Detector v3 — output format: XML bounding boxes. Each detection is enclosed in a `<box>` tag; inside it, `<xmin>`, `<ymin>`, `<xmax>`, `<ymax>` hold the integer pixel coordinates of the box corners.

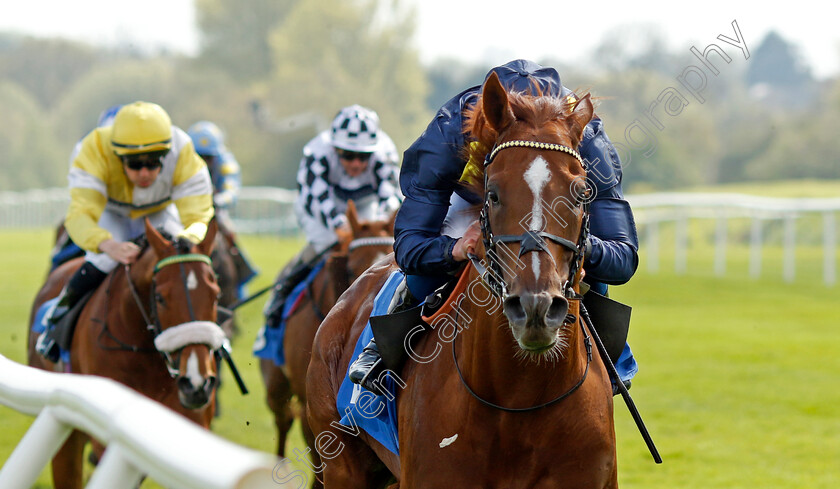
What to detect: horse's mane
<box><xmin>460</xmin><ymin>87</ymin><xmax>590</xmax><ymax>199</ymax></box>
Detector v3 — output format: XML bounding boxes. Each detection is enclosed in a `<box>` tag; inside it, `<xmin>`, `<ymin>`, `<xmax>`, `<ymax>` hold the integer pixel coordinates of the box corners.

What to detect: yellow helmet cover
<box><xmin>111</xmin><ymin>102</ymin><xmax>173</xmax><ymax>156</ymax></box>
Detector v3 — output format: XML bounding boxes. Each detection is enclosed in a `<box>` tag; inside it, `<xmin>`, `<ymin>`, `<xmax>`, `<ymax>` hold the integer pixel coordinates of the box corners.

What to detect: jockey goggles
<box><xmin>120</xmin><ymin>150</ymin><xmax>168</xmax><ymax>171</ymax></box>
<box><xmin>336</xmin><ymin>148</ymin><xmax>373</xmax><ymax>161</ymax></box>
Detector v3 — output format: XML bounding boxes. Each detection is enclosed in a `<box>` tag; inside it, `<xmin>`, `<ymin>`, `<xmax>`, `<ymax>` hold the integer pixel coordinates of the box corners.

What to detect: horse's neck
<box><xmin>112</xmin><ymin>255</ymin><xmax>155</xmax><ymax>335</ymax></box>
<box><xmin>457</xmin><ymin>273</ymin><xmax>587</xmax><ymax>400</ymax></box>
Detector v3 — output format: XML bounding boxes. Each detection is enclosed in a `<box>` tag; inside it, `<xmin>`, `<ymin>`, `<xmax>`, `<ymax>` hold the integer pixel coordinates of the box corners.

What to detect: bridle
<box><xmin>468</xmin><ymin>139</ymin><xmax>592</xmax><ymax>302</ymax></box>
<box><xmin>125</xmin><ymin>253</ymin><xmax>226</xmax><ymax>377</ymax></box>
<box><xmin>457</xmin><ymin>138</ymin><xmax>594</xmax><ymax>412</ymax></box>
<box><xmin>311</xmin><ymin>235</ymin><xmax>396</xmax><ymax>321</ymax></box>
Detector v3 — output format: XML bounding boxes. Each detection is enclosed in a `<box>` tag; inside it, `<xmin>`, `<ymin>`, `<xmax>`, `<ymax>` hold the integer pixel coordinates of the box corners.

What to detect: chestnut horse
<box><xmin>27</xmin><ymin>219</ymin><xmax>225</xmax><ymax>489</ymax></box>
<box><xmin>307</xmin><ymin>72</ymin><xmax>618</xmax><ymax>488</ymax></box>
<box><xmin>260</xmin><ymin>201</ymin><xmax>395</xmax><ymax>474</ymax></box>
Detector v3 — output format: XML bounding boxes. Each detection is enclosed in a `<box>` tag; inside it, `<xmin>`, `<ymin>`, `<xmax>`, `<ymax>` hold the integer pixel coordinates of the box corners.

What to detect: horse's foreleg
<box><xmin>261</xmin><ymin>359</ymin><xmax>294</xmax><ymax>457</ymax></box>
<box><xmin>51</xmin><ymin>429</ymin><xmax>87</xmax><ymax>489</ymax></box>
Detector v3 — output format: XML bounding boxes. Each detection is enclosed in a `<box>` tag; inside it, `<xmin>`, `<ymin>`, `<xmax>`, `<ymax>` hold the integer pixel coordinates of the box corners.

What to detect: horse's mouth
<box><xmin>517</xmin><ymin>339</ymin><xmax>557</xmax><ymax>354</ymax></box>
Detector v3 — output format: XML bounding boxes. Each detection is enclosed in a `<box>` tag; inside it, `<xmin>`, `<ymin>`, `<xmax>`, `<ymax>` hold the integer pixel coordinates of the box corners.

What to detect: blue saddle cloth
<box><xmin>335</xmin><ymin>269</ymin><xmax>405</xmax><ymax>456</ymax></box>
<box><xmin>253</xmin><ymin>260</ymin><xmax>325</xmax><ymax>367</ymax></box>
<box><xmin>32</xmin><ymin>297</ymin><xmax>71</xmax><ymax>364</ymax></box>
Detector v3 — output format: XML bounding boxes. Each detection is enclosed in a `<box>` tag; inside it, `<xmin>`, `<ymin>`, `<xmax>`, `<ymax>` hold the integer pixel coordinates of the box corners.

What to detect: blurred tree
<box><xmin>195</xmin><ymin>0</ymin><xmax>301</xmax><ymax>82</ymax></box>
<box><xmin>0</xmin><ymin>37</ymin><xmax>103</xmax><ymax>109</ymax></box>
<box><xmin>0</xmin><ymin>82</ymin><xmax>64</xmax><ymax>190</ymax></box>
<box><xmin>257</xmin><ymin>0</ymin><xmax>430</xmax><ymax>187</ymax></box>
<box><xmin>424</xmin><ymin>58</ymin><xmax>489</xmax><ymax>111</ymax></box>
<box><xmin>746</xmin><ymin>31</ymin><xmax>812</xmax><ymax>89</ymax></box>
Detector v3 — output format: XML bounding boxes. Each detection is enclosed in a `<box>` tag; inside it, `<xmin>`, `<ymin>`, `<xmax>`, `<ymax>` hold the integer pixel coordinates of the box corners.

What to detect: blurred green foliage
<box><xmin>0</xmin><ymin>8</ymin><xmax>836</xmax><ymax>193</ymax></box>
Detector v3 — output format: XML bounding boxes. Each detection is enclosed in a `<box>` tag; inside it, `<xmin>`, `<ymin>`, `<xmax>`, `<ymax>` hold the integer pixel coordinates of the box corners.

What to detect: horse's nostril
<box><xmin>547</xmin><ymin>296</ymin><xmax>569</xmax><ymax>323</ymax></box>
<box><xmin>177</xmin><ymin>376</ymin><xmax>193</xmax><ymax>392</ymax></box>
<box><xmin>503</xmin><ymin>296</ymin><xmax>527</xmax><ymax>324</ymax></box>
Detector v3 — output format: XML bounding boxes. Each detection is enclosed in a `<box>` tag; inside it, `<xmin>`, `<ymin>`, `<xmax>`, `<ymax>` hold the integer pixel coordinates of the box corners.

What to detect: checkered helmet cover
<box><xmin>330</xmin><ymin>104</ymin><xmax>380</xmax><ymax>152</ymax></box>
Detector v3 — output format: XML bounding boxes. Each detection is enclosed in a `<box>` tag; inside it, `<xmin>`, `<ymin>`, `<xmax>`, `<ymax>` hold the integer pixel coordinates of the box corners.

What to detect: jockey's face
<box><xmin>121</xmin><ymin>151</ymin><xmax>165</xmax><ymax>188</ymax></box>
<box><xmin>336</xmin><ymin>148</ymin><xmax>371</xmax><ymax>178</ymax></box>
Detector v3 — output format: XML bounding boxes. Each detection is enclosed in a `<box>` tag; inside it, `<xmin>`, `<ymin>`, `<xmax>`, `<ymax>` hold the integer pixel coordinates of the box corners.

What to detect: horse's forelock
<box><xmin>461</xmin><ymin>90</ymin><xmax>585</xmax><ymax>201</ymax></box>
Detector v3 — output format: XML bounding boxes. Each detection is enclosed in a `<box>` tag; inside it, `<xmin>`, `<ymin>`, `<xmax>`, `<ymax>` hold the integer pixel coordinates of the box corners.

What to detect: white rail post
<box><xmin>783</xmin><ymin>214</ymin><xmax>796</xmax><ymax>283</ymax></box>
<box><xmin>646</xmin><ymin>219</ymin><xmax>659</xmax><ymax>273</ymax></box>
<box><xmin>85</xmin><ymin>444</ymin><xmax>145</xmax><ymax>489</ymax></box>
<box><xmin>750</xmin><ymin>217</ymin><xmax>763</xmax><ymax>279</ymax></box>
<box><xmin>0</xmin><ymin>407</ymin><xmax>72</xmax><ymax>488</ymax></box>
<box><xmin>675</xmin><ymin>214</ymin><xmax>688</xmax><ymax>275</ymax></box>
<box><xmin>824</xmin><ymin>211</ymin><xmax>836</xmax><ymax>286</ymax></box>
<box><xmin>715</xmin><ymin>213</ymin><xmax>727</xmax><ymax>276</ymax></box>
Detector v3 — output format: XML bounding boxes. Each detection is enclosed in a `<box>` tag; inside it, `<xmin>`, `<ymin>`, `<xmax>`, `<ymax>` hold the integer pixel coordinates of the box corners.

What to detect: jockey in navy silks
<box><xmin>349</xmin><ymin>59</ymin><xmax>640</xmax><ymax>395</ymax></box>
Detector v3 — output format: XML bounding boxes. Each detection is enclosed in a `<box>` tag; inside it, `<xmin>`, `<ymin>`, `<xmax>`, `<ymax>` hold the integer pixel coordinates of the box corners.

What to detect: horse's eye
<box><xmin>155</xmin><ymin>293</ymin><xmax>166</xmax><ymax>306</ymax></box>
<box><xmin>487</xmin><ymin>191</ymin><xmax>500</xmax><ymax>205</ymax></box>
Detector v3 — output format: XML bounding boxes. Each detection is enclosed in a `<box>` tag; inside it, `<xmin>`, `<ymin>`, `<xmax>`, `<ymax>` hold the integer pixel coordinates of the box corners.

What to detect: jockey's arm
<box><xmin>212</xmin><ymin>155</ymin><xmax>241</xmax><ymax>209</ymax></box>
<box><xmin>578</xmin><ymin>119</ymin><xmax>639</xmax><ymax>285</ymax></box>
<box><xmin>394</xmin><ymin>90</ymin><xmax>475</xmax><ymax>275</ymax></box>
<box><xmin>172</xmin><ymin>148</ymin><xmax>215</xmax><ymax>243</ymax></box>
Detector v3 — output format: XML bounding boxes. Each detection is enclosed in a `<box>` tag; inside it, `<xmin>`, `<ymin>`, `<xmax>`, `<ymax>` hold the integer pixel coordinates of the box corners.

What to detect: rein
<box><xmin>123</xmin><ymin>253</ymin><xmax>225</xmax><ymax>377</ymax></box>
<box><xmin>451</xmin><ymin>307</ymin><xmax>592</xmax><ymax>412</ymax></box>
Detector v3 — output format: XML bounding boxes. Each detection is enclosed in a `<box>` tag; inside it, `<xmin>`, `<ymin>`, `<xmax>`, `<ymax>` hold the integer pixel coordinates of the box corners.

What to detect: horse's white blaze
<box><xmin>185</xmin><ymin>351</ymin><xmax>203</xmax><ymax>389</ymax></box>
<box><xmin>524</xmin><ymin>156</ymin><xmax>551</xmax><ymax>279</ymax></box>
<box><xmin>186</xmin><ymin>270</ymin><xmax>198</xmax><ymax>290</ymax></box>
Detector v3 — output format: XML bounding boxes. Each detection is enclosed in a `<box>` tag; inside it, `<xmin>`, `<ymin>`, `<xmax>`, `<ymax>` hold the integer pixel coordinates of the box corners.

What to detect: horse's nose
<box><xmin>504</xmin><ymin>292</ymin><xmax>568</xmax><ymax>329</ymax></box>
<box><xmin>177</xmin><ymin>375</ymin><xmax>217</xmax><ymax>409</ymax></box>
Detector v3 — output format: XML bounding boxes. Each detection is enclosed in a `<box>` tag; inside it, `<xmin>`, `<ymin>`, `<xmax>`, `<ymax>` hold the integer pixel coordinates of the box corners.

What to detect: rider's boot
<box><xmin>37</xmin><ymin>262</ymin><xmax>107</xmax><ymax>362</ymax></box>
<box><xmin>264</xmin><ymin>259</ymin><xmax>316</xmax><ymax>328</ymax></box>
<box><xmin>348</xmin><ymin>279</ymin><xmax>417</xmax><ymax>394</ymax></box>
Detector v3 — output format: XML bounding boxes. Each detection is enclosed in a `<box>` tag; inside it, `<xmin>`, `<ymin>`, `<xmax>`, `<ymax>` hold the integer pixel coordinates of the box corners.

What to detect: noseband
<box><xmin>469</xmin><ymin>140</ymin><xmax>591</xmax><ymax>301</ymax></box>
<box><xmin>126</xmin><ymin>253</ymin><xmax>225</xmax><ymax>377</ymax></box>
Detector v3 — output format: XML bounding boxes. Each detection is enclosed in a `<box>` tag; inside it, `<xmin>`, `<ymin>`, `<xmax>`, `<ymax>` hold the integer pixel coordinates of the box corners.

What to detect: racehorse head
<box><xmin>144</xmin><ymin>218</ymin><xmax>224</xmax><ymax>410</ymax></box>
<box><xmin>465</xmin><ymin>72</ymin><xmax>594</xmax><ymax>356</ymax></box>
<box><xmin>343</xmin><ymin>200</ymin><xmax>396</xmax><ymax>276</ymax></box>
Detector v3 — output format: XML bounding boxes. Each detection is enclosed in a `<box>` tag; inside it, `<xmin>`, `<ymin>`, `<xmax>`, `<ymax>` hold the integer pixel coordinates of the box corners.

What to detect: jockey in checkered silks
<box><xmin>348</xmin><ymin>60</ymin><xmax>641</xmax><ymax>396</ymax></box>
<box><xmin>262</xmin><ymin>105</ymin><xmax>403</xmax><ymax>328</ymax></box>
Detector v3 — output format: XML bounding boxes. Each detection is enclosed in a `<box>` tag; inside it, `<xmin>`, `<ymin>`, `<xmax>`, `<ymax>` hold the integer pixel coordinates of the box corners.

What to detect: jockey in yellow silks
<box><xmin>37</xmin><ymin>101</ymin><xmax>214</xmax><ymax>362</ymax></box>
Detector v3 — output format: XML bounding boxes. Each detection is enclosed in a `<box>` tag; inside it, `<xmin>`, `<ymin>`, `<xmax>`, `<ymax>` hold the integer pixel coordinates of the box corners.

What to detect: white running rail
<box><xmin>0</xmin><ymin>354</ymin><xmax>289</xmax><ymax>489</ymax></box>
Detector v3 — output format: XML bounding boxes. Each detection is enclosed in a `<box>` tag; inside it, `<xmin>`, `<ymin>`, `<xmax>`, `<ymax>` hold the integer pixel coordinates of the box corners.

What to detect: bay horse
<box><xmin>306</xmin><ymin>72</ymin><xmax>617</xmax><ymax>488</ymax></box>
<box><xmin>27</xmin><ymin>219</ymin><xmax>225</xmax><ymax>489</ymax></box>
<box><xmin>260</xmin><ymin>200</ymin><xmax>395</xmax><ymax>477</ymax></box>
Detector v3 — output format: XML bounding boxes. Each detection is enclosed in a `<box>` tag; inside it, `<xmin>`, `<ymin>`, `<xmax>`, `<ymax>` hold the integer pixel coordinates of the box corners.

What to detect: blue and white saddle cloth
<box><xmin>253</xmin><ymin>261</ymin><xmax>325</xmax><ymax>367</ymax></box>
<box><xmin>31</xmin><ymin>297</ymin><xmax>71</xmax><ymax>364</ymax></box>
<box><xmin>335</xmin><ymin>269</ymin><xmax>405</xmax><ymax>456</ymax></box>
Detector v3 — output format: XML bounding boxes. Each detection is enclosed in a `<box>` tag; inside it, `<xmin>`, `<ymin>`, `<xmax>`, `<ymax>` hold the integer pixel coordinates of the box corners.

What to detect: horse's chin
<box><xmin>513</xmin><ymin>326</ymin><xmax>571</xmax><ymax>363</ymax></box>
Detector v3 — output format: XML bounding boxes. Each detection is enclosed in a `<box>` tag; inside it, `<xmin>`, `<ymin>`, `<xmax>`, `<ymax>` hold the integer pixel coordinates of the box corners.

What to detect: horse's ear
<box><xmin>566</xmin><ymin>94</ymin><xmax>594</xmax><ymax>147</ymax></box>
<box><xmin>197</xmin><ymin>218</ymin><xmax>218</xmax><ymax>256</ymax></box>
<box><xmin>346</xmin><ymin>200</ymin><xmax>361</xmax><ymax>234</ymax></box>
<box><xmin>145</xmin><ymin>218</ymin><xmax>170</xmax><ymax>255</ymax></box>
<box><xmin>482</xmin><ymin>71</ymin><xmax>515</xmax><ymax>133</ymax></box>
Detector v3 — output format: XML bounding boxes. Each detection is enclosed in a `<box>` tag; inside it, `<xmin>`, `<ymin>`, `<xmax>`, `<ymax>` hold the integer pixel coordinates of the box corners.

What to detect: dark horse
<box><xmin>260</xmin><ymin>201</ymin><xmax>395</xmax><ymax>476</ymax></box>
<box><xmin>307</xmin><ymin>73</ymin><xmax>618</xmax><ymax>488</ymax></box>
<box><xmin>28</xmin><ymin>219</ymin><xmax>225</xmax><ymax>489</ymax></box>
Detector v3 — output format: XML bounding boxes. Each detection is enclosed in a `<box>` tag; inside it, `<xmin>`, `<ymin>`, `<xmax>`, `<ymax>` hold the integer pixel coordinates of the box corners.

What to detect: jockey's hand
<box><xmin>335</xmin><ymin>223</ymin><xmax>353</xmax><ymax>245</ymax></box>
<box><xmin>452</xmin><ymin>221</ymin><xmax>482</xmax><ymax>262</ymax></box>
<box><xmin>99</xmin><ymin>239</ymin><xmax>141</xmax><ymax>265</ymax></box>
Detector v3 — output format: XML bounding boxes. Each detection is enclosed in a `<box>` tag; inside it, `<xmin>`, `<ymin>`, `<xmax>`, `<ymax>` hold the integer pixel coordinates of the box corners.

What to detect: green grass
<box><xmin>2</xmin><ymin>228</ymin><xmax>839</xmax><ymax>488</ymax></box>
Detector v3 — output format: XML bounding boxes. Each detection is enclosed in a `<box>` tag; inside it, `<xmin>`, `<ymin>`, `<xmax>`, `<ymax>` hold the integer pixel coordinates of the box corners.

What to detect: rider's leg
<box><xmin>348</xmin><ymin>195</ymin><xmax>474</xmax><ymax>393</ymax></box>
<box><xmin>348</xmin><ymin>273</ymin><xmax>450</xmax><ymax>392</ymax></box>
<box><xmin>588</xmin><ymin>281</ymin><xmax>636</xmax><ymax>396</ymax></box>
<box><xmin>263</xmin><ymin>242</ymin><xmax>324</xmax><ymax>327</ymax></box>
<box><xmin>37</xmin><ymin>258</ymin><xmax>110</xmax><ymax>362</ymax></box>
